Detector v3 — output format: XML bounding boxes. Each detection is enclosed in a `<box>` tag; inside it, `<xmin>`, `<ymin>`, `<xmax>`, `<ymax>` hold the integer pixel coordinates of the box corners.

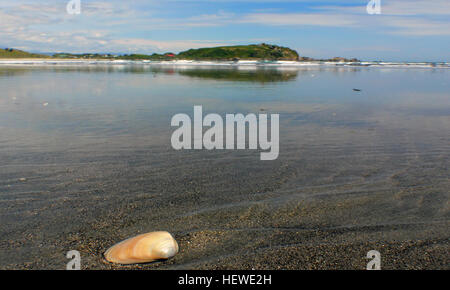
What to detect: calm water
<box><xmin>1</xmin><ymin>65</ymin><xmax>448</xmax><ymax>144</ymax></box>
<box><xmin>0</xmin><ymin>65</ymin><xmax>449</xmax><ymax>269</ymax></box>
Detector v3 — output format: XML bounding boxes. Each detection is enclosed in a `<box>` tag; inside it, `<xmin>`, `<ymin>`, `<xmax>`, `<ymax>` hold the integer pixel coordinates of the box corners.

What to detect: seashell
<box><xmin>104</xmin><ymin>231</ymin><xmax>179</xmax><ymax>265</ymax></box>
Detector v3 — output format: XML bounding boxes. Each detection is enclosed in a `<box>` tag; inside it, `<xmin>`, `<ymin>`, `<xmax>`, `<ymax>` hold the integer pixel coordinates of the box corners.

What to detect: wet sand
<box><xmin>0</xmin><ymin>66</ymin><xmax>448</xmax><ymax>269</ymax></box>
<box><xmin>1</xmin><ymin>117</ymin><xmax>448</xmax><ymax>270</ymax></box>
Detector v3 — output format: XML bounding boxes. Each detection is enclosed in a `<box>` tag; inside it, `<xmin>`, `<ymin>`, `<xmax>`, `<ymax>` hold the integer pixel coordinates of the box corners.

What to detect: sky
<box><xmin>0</xmin><ymin>0</ymin><xmax>449</xmax><ymax>61</ymax></box>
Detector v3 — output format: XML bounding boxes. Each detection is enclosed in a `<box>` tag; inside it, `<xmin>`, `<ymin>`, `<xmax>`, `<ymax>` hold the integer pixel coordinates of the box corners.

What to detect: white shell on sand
<box><xmin>104</xmin><ymin>231</ymin><xmax>179</xmax><ymax>265</ymax></box>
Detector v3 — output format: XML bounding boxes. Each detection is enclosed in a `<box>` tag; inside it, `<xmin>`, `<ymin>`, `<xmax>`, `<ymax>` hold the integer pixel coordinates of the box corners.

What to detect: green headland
<box><xmin>1</xmin><ymin>43</ymin><xmax>359</xmax><ymax>62</ymax></box>
<box><xmin>0</xmin><ymin>48</ymin><xmax>49</xmax><ymax>59</ymax></box>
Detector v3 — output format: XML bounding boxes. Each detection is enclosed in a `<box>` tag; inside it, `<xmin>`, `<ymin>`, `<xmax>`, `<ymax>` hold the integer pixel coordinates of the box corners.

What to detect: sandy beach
<box><xmin>2</xmin><ymin>139</ymin><xmax>448</xmax><ymax>270</ymax></box>
<box><xmin>0</xmin><ymin>65</ymin><xmax>448</xmax><ymax>270</ymax></box>
<box><xmin>2</xmin><ymin>0</ymin><xmax>450</xmax><ymax>273</ymax></box>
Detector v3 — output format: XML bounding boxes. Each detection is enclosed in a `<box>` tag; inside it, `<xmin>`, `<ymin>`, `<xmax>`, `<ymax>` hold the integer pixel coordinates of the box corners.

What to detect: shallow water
<box><xmin>0</xmin><ymin>65</ymin><xmax>449</xmax><ymax>269</ymax></box>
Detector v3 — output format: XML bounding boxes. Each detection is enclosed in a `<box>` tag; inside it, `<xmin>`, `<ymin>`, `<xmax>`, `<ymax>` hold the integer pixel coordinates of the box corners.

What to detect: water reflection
<box><xmin>0</xmin><ymin>65</ymin><xmax>448</xmax><ymax>138</ymax></box>
<box><xmin>0</xmin><ymin>65</ymin><xmax>371</xmax><ymax>82</ymax></box>
<box><xmin>176</xmin><ymin>67</ymin><xmax>298</xmax><ymax>83</ymax></box>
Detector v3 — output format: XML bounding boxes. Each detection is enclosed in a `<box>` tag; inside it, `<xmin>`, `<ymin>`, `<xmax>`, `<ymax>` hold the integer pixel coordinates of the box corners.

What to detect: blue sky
<box><xmin>0</xmin><ymin>0</ymin><xmax>449</xmax><ymax>61</ymax></box>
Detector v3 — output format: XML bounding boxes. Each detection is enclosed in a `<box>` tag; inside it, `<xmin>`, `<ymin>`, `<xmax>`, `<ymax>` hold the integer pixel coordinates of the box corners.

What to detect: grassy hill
<box><xmin>52</xmin><ymin>44</ymin><xmax>301</xmax><ymax>61</ymax></box>
<box><xmin>1</xmin><ymin>45</ymin><xmax>360</xmax><ymax>62</ymax></box>
<box><xmin>177</xmin><ymin>43</ymin><xmax>299</xmax><ymax>61</ymax></box>
<box><xmin>0</xmin><ymin>48</ymin><xmax>49</xmax><ymax>58</ymax></box>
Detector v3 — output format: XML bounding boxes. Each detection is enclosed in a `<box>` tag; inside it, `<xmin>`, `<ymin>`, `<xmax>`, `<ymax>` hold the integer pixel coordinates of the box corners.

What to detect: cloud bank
<box><xmin>0</xmin><ymin>0</ymin><xmax>448</xmax><ymax>59</ymax></box>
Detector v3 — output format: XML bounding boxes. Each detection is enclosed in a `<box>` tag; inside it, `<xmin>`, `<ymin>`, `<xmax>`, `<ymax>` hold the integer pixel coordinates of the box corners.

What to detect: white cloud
<box><xmin>240</xmin><ymin>13</ymin><xmax>357</xmax><ymax>27</ymax></box>
<box><xmin>0</xmin><ymin>0</ymin><xmax>449</xmax><ymax>54</ymax></box>
<box><xmin>381</xmin><ymin>0</ymin><xmax>450</xmax><ymax>16</ymax></box>
<box><xmin>237</xmin><ymin>5</ymin><xmax>450</xmax><ymax>36</ymax></box>
<box><xmin>382</xmin><ymin>17</ymin><xmax>450</xmax><ymax>36</ymax></box>
<box><xmin>110</xmin><ymin>39</ymin><xmax>228</xmax><ymax>52</ymax></box>
<box><xmin>315</xmin><ymin>0</ymin><xmax>450</xmax><ymax>16</ymax></box>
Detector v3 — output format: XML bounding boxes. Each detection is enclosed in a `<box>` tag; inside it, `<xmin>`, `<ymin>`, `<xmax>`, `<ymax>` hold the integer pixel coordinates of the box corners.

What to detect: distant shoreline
<box><xmin>0</xmin><ymin>58</ymin><xmax>448</xmax><ymax>68</ymax></box>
